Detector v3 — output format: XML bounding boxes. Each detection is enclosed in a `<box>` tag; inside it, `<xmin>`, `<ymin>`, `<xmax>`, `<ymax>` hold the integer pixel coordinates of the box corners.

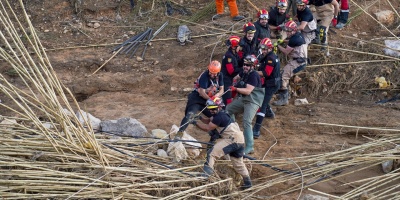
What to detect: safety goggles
<box><xmin>277</xmin><ymin>2</ymin><xmax>287</xmax><ymax>8</ymax></box>
<box><xmin>259</xmin><ymin>14</ymin><xmax>269</xmax><ymax>20</ymax></box>
<box><xmin>259</xmin><ymin>44</ymin><xmax>268</xmax><ymax>49</ymax></box>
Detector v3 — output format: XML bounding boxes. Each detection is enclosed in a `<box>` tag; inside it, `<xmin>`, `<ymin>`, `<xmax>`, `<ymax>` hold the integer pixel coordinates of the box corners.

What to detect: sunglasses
<box><xmin>208</xmin><ymin>108</ymin><xmax>218</xmax><ymax>111</ymax></box>
<box><xmin>243</xmin><ymin>64</ymin><xmax>252</xmax><ymax>67</ymax></box>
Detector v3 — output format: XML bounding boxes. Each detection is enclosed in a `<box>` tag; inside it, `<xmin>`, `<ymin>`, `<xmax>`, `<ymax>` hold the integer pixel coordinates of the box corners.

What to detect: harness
<box><xmin>193</xmin><ymin>70</ymin><xmax>220</xmax><ymax>97</ymax></box>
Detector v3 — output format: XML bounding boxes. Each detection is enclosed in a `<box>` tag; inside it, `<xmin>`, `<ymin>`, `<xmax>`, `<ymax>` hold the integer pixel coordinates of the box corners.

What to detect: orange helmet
<box><xmin>259</xmin><ymin>38</ymin><xmax>273</xmax><ymax>49</ymax></box>
<box><xmin>277</xmin><ymin>0</ymin><xmax>288</xmax><ymax>8</ymax></box>
<box><xmin>243</xmin><ymin>22</ymin><xmax>256</xmax><ymax>34</ymax></box>
<box><xmin>243</xmin><ymin>54</ymin><xmax>258</xmax><ymax>66</ymax></box>
<box><xmin>208</xmin><ymin>60</ymin><xmax>221</xmax><ymax>73</ymax></box>
<box><xmin>284</xmin><ymin>20</ymin><xmax>297</xmax><ymax>31</ymax></box>
<box><xmin>257</xmin><ymin>9</ymin><xmax>269</xmax><ymax>20</ymax></box>
<box><xmin>296</xmin><ymin>0</ymin><xmax>308</xmax><ymax>6</ymax></box>
<box><xmin>226</xmin><ymin>35</ymin><xmax>240</xmax><ymax>47</ymax></box>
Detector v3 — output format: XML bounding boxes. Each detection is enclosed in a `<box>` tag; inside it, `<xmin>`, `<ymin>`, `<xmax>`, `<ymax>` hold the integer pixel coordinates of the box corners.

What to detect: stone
<box><xmin>383</xmin><ymin>40</ymin><xmax>400</xmax><ymax>58</ymax></box>
<box><xmin>151</xmin><ymin>129</ymin><xmax>168</xmax><ymax>139</ymax></box>
<box><xmin>76</xmin><ymin>110</ymin><xmax>101</xmax><ymax>130</ymax></box>
<box><xmin>294</xmin><ymin>98</ymin><xmax>309</xmax><ymax>106</ymax></box>
<box><xmin>100</xmin><ymin>117</ymin><xmax>147</xmax><ymax>137</ymax></box>
<box><xmin>157</xmin><ymin>149</ymin><xmax>169</xmax><ymax>158</ymax></box>
<box><xmin>374</xmin><ymin>10</ymin><xmax>395</xmax><ymax>25</ymax></box>
<box><xmin>93</xmin><ymin>22</ymin><xmax>100</xmax><ymax>29</ymax></box>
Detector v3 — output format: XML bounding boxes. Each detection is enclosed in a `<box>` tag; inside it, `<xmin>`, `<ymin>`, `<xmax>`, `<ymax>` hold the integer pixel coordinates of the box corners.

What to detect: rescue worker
<box><xmin>254</xmin><ymin>9</ymin><xmax>271</xmax><ymax>47</ymax></box>
<box><xmin>273</xmin><ymin>21</ymin><xmax>306</xmax><ymax>106</ymax></box>
<box><xmin>238</xmin><ymin>22</ymin><xmax>257</xmax><ymax>66</ymax></box>
<box><xmin>175</xmin><ymin>61</ymin><xmax>224</xmax><ymax>138</ymax></box>
<box><xmin>192</xmin><ymin>97</ymin><xmax>252</xmax><ymax>189</ymax></box>
<box><xmin>268</xmin><ymin>0</ymin><xmax>291</xmax><ymax>39</ymax></box>
<box><xmin>296</xmin><ymin>0</ymin><xmax>317</xmax><ymax>58</ymax></box>
<box><xmin>253</xmin><ymin>38</ymin><xmax>281</xmax><ymax>138</ymax></box>
<box><xmin>308</xmin><ymin>0</ymin><xmax>340</xmax><ymax>49</ymax></box>
<box><xmin>226</xmin><ymin>55</ymin><xmax>265</xmax><ymax>154</ymax></box>
<box><xmin>213</xmin><ymin>0</ymin><xmax>245</xmax><ymax>21</ymax></box>
<box><xmin>221</xmin><ymin>35</ymin><xmax>242</xmax><ymax>106</ymax></box>
<box><xmin>335</xmin><ymin>0</ymin><xmax>349</xmax><ymax>29</ymax></box>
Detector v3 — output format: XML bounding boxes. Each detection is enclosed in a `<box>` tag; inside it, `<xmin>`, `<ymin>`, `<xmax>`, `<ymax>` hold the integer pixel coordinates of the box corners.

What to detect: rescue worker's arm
<box><xmin>198</xmin><ymin>88</ymin><xmax>211</xmax><ymax>100</ymax></box>
<box><xmin>233</xmin><ymin>74</ymin><xmax>241</xmax><ymax>83</ymax></box>
<box><xmin>331</xmin><ymin>0</ymin><xmax>340</xmax><ymax>18</ymax></box>
<box><xmin>214</xmin><ymin>86</ymin><xmax>224</xmax><ymax>98</ymax></box>
<box><xmin>236</xmin><ymin>84</ymin><xmax>255</xmax><ymax>96</ymax></box>
<box><xmin>257</xmin><ymin>71</ymin><xmax>264</xmax><ymax>77</ymax></box>
<box><xmin>195</xmin><ymin>120</ymin><xmax>218</xmax><ymax>132</ymax></box>
<box><xmin>278</xmin><ymin>45</ymin><xmax>293</xmax><ymax>56</ymax></box>
<box><xmin>297</xmin><ymin>21</ymin><xmax>308</xmax><ymax>31</ymax></box>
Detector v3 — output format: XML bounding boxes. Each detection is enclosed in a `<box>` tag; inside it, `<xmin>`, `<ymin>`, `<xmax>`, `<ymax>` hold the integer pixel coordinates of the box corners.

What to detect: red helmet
<box><xmin>296</xmin><ymin>0</ymin><xmax>308</xmax><ymax>6</ymax></box>
<box><xmin>243</xmin><ymin>54</ymin><xmax>258</xmax><ymax>66</ymax></box>
<box><xmin>243</xmin><ymin>22</ymin><xmax>256</xmax><ymax>34</ymax></box>
<box><xmin>277</xmin><ymin>0</ymin><xmax>288</xmax><ymax>8</ymax></box>
<box><xmin>257</xmin><ymin>9</ymin><xmax>269</xmax><ymax>20</ymax></box>
<box><xmin>284</xmin><ymin>20</ymin><xmax>297</xmax><ymax>31</ymax></box>
<box><xmin>208</xmin><ymin>60</ymin><xmax>221</xmax><ymax>73</ymax></box>
<box><xmin>227</xmin><ymin>35</ymin><xmax>240</xmax><ymax>47</ymax></box>
<box><xmin>259</xmin><ymin>38</ymin><xmax>273</xmax><ymax>49</ymax></box>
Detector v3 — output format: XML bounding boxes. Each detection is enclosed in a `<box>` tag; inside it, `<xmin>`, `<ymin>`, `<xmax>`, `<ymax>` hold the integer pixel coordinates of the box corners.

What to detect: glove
<box><xmin>276</xmin><ymin>26</ymin><xmax>281</xmax><ymax>31</ymax></box>
<box><xmin>210</xmin><ymin>96</ymin><xmax>216</xmax><ymax>101</ymax></box>
<box><xmin>174</xmin><ymin>131</ymin><xmax>184</xmax><ymax>140</ymax></box>
<box><xmin>229</xmin><ymin>86</ymin><xmax>237</xmax><ymax>92</ymax></box>
<box><xmin>190</xmin><ymin>120</ymin><xmax>197</xmax><ymax>125</ymax></box>
<box><xmin>277</xmin><ymin>39</ymin><xmax>284</xmax><ymax>44</ymax></box>
<box><xmin>332</xmin><ymin>17</ymin><xmax>338</xmax><ymax>27</ymax></box>
<box><xmin>273</xmin><ymin>42</ymin><xmax>278</xmax><ymax>47</ymax></box>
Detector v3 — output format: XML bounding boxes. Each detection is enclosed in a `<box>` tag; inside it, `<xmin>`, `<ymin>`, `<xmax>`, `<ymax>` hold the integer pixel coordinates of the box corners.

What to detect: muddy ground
<box><xmin>1</xmin><ymin>0</ymin><xmax>400</xmax><ymax>199</ymax></box>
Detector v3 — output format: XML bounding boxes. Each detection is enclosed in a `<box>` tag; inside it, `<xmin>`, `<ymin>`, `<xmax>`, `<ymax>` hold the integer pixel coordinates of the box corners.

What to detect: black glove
<box><xmin>190</xmin><ymin>120</ymin><xmax>197</xmax><ymax>125</ymax></box>
<box><xmin>208</xmin><ymin>130</ymin><xmax>221</xmax><ymax>141</ymax></box>
<box><xmin>235</xmin><ymin>80</ymin><xmax>246</xmax><ymax>88</ymax></box>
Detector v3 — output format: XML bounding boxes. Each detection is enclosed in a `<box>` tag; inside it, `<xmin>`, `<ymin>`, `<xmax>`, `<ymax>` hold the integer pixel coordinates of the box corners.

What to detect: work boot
<box><xmin>212</xmin><ymin>14</ymin><xmax>222</xmax><ymax>20</ymax></box>
<box><xmin>232</xmin><ymin>15</ymin><xmax>245</xmax><ymax>21</ymax></box>
<box><xmin>203</xmin><ymin>165</ymin><xmax>214</xmax><ymax>176</ymax></box>
<box><xmin>252</xmin><ymin>123</ymin><xmax>262</xmax><ymax>139</ymax></box>
<box><xmin>265</xmin><ymin>107</ymin><xmax>275</xmax><ymax>118</ymax></box>
<box><xmin>335</xmin><ymin>22</ymin><xmax>345</xmax><ymax>29</ymax></box>
<box><xmin>241</xmin><ymin>175</ymin><xmax>252</xmax><ymax>189</ymax></box>
<box><xmin>174</xmin><ymin>131</ymin><xmax>184</xmax><ymax>140</ymax></box>
<box><xmin>273</xmin><ymin>90</ymin><xmax>288</xmax><ymax>106</ymax></box>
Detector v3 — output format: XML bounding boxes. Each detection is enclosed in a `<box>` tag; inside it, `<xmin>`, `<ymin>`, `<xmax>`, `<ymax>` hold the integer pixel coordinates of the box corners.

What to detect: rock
<box><xmin>170</xmin><ymin>124</ymin><xmax>201</xmax><ymax>158</ymax></box>
<box><xmin>42</xmin><ymin>122</ymin><xmax>54</xmax><ymax>129</ymax></box>
<box><xmin>374</xmin><ymin>10</ymin><xmax>395</xmax><ymax>25</ymax></box>
<box><xmin>157</xmin><ymin>149</ymin><xmax>169</xmax><ymax>157</ymax></box>
<box><xmin>382</xmin><ymin>160</ymin><xmax>393</xmax><ymax>173</ymax></box>
<box><xmin>360</xmin><ymin>192</ymin><xmax>375</xmax><ymax>200</ymax></box>
<box><xmin>100</xmin><ymin>117</ymin><xmax>147</xmax><ymax>137</ymax></box>
<box><xmin>383</xmin><ymin>40</ymin><xmax>400</xmax><ymax>58</ymax></box>
<box><xmin>136</xmin><ymin>56</ymin><xmax>143</xmax><ymax>61</ymax></box>
<box><xmin>294</xmin><ymin>98</ymin><xmax>309</xmax><ymax>106</ymax></box>
<box><xmin>151</xmin><ymin>129</ymin><xmax>168</xmax><ymax>139</ymax></box>
<box><xmin>0</xmin><ymin>118</ymin><xmax>17</xmax><ymax>130</ymax></box>
<box><xmin>93</xmin><ymin>22</ymin><xmax>100</xmax><ymax>29</ymax></box>
<box><xmin>76</xmin><ymin>110</ymin><xmax>101</xmax><ymax>130</ymax></box>
<box><xmin>153</xmin><ymin>60</ymin><xmax>159</xmax><ymax>65</ymax></box>
<box><xmin>167</xmin><ymin>141</ymin><xmax>188</xmax><ymax>162</ymax></box>
<box><xmin>301</xmin><ymin>194</ymin><xmax>329</xmax><ymax>200</ymax></box>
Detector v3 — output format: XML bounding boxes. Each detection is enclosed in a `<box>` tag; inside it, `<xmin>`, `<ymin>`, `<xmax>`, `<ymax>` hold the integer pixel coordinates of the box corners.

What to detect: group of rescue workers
<box><xmin>174</xmin><ymin>0</ymin><xmax>350</xmax><ymax>189</ymax></box>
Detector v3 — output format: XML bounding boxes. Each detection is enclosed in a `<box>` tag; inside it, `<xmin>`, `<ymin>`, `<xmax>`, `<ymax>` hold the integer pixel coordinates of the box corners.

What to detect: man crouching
<box><xmin>192</xmin><ymin>97</ymin><xmax>252</xmax><ymax>189</ymax></box>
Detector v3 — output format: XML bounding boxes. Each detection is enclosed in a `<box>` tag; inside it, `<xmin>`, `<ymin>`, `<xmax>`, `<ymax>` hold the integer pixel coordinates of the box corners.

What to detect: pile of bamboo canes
<box><xmin>1</xmin><ymin>0</ymin><xmax>400</xmax><ymax>199</ymax></box>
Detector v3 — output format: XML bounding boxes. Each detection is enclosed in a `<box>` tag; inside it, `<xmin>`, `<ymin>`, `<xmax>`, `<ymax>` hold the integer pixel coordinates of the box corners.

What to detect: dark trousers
<box><xmin>179</xmin><ymin>92</ymin><xmax>212</xmax><ymax>132</ymax></box>
<box><xmin>338</xmin><ymin>11</ymin><xmax>349</xmax><ymax>24</ymax></box>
